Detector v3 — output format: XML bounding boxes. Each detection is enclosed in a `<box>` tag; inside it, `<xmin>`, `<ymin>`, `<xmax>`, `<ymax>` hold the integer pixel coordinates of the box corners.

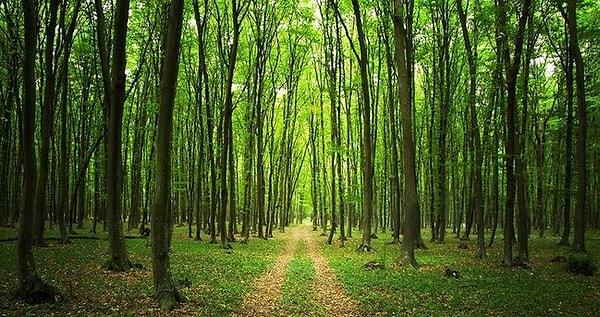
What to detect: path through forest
<box><xmin>235</xmin><ymin>226</ymin><xmax>361</xmax><ymax>316</ymax></box>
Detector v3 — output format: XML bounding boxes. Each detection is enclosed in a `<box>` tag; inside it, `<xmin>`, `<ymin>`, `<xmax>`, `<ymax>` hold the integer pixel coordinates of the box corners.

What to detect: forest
<box><xmin>0</xmin><ymin>0</ymin><xmax>599</xmax><ymax>315</ymax></box>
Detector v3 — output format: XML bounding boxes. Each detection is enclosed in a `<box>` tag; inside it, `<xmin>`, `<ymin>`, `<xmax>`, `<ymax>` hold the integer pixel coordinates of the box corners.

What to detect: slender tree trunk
<box><xmin>16</xmin><ymin>0</ymin><xmax>58</xmax><ymax>302</ymax></box>
<box><xmin>219</xmin><ymin>0</ymin><xmax>245</xmax><ymax>249</ymax></box>
<box><xmin>393</xmin><ymin>0</ymin><xmax>419</xmax><ymax>268</ymax></box>
<box><xmin>34</xmin><ymin>0</ymin><xmax>60</xmax><ymax>247</ymax></box>
<box><xmin>488</xmin><ymin>107</ymin><xmax>501</xmax><ymax>247</ymax></box>
<box><xmin>457</xmin><ymin>0</ymin><xmax>484</xmax><ymax>258</ymax></box>
<box><xmin>558</xmin><ymin>29</ymin><xmax>574</xmax><ymax>247</ymax></box>
<box><xmin>350</xmin><ymin>0</ymin><xmax>375</xmax><ymax>252</ymax></box>
<box><xmin>228</xmin><ymin>146</ymin><xmax>237</xmax><ymax>242</ymax></box>
<box><xmin>56</xmin><ymin>0</ymin><xmax>82</xmax><ymax>242</ymax></box>
<box><xmin>515</xmin><ymin>17</ymin><xmax>535</xmax><ymax>264</ymax></box>
<box><xmin>310</xmin><ymin>112</ymin><xmax>318</xmax><ymax>232</ymax></box>
<box><xmin>151</xmin><ymin>0</ymin><xmax>185</xmax><ymax>310</ymax></box>
<box><xmin>568</xmin><ymin>0</ymin><xmax>587</xmax><ymax>253</ymax></box>
<box><xmin>382</xmin><ymin>15</ymin><xmax>401</xmax><ymax>244</ymax></box>
<box><xmin>497</xmin><ymin>0</ymin><xmax>531</xmax><ymax>267</ymax></box>
<box><xmin>105</xmin><ymin>0</ymin><xmax>132</xmax><ymax>271</ymax></box>
<box><xmin>129</xmin><ymin>104</ymin><xmax>146</xmax><ymax>231</ymax></box>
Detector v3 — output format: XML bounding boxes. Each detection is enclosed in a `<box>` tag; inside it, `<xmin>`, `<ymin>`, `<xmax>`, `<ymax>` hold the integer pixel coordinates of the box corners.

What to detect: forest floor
<box><xmin>0</xmin><ymin>223</ymin><xmax>598</xmax><ymax>316</ymax></box>
<box><xmin>235</xmin><ymin>225</ymin><xmax>361</xmax><ymax>316</ymax></box>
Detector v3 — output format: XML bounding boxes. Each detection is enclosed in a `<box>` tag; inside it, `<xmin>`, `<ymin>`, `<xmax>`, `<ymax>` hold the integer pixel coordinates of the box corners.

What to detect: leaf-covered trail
<box><xmin>235</xmin><ymin>226</ymin><xmax>361</xmax><ymax>316</ymax></box>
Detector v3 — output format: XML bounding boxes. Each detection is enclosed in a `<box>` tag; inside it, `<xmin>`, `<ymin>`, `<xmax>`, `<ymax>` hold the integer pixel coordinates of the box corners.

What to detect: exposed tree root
<box><xmin>156</xmin><ymin>288</ymin><xmax>185</xmax><ymax>311</ymax></box>
<box><xmin>15</xmin><ymin>275</ymin><xmax>59</xmax><ymax>304</ymax></box>
<box><xmin>364</xmin><ymin>261</ymin><xmax>385</xmax><ymax>270</ymax></box>
<box><xmin>557</xmin><ymin>240</ymin><xmax>570</xmax><ymax>247</ymax></box>
<box><xmin>357</xmin><ymin>244</ymin><xmax>373</xmax><ymax>252</ymax></box>
<box><xmin>415</xmin><ymin>239</ymin><xmax>427</xmax><ymax>250</ymax></box>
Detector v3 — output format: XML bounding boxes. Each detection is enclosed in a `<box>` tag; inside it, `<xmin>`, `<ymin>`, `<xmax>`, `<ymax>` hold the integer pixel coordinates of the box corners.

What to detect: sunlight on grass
<box><xmin>273</xmin><ymin>239</ymin><xmax>329</xmax><ymax>317</ymax></box>
<box><xmin>0</xmin><ymin>224</ymin><xmax>285</xmax><ymax>316</ymax></box>
<box><xmin>319</xmin><ymin>228</ymin><xmax>600</xmax><ymax>316</ymax></box>
<box><xmin>1</xmin><ymin>223</ymin><xmax>598</xmax><ymax>316</ymax></box>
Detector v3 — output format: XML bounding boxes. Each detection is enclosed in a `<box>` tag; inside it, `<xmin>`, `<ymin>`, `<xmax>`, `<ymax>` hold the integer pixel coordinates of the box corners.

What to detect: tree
<box><xmin>33</xmin><ymin>0</ymin><xmax>60</xmax><ymax>247</ymax></box>
<box><xmin>393</xmin><ymin>0</ymin><xmax>419</xmax><ymax>268</ymax></box>
<box><xmin>16</xmin><ymin>0</ymin><xmax>58</xmax><ymax>302</ymax></box>
<box><xmin>218</xmin><ymin>0</ymin><xmax>247</xmax><ymax>249</ymax></box>
<box><xmin>105</xmin><ymin>0</ymin><xmax>133</xmax><ymax>271</ymax></box>
<box><xmin>151</xmin><ymin>0</ymin><xmax>185</xmax><ymax>310</ymax></box>
<box><xmin>57</xmin><ymin>0</ymin><xmax>84</xmax><ymax>244</ymax></box>
<box><xmin>322</xmin><ymin>0</ymin><xmax>341</xmax><ymax>246</ymax></box>
<box><xmin>378</xmin><ymin>2</ymin><xmax>402</xmax><ymax>245</ymax></box>
<box><xmin>456</xmin><ymin>0</ymin><xmax>485</xmax><ymax>259</ymax></box>
<box><xmin>242</xmin><ymin>0</ymin><xmax>279</xmax><ymax>241</ymax></box>
<box><xmin>496</xmin><ymin>0</ymin><xmax>532</xmax><ymax>267</ymax></box>
<box><xmin>349</xmin><ymin>0</ymin><xmax>375</xmax><ymax>252</ymax></box>
<box><xmin>568</xmin><ymin>0</ymin><xmax>587</xmax><ymax>253</ymax></box>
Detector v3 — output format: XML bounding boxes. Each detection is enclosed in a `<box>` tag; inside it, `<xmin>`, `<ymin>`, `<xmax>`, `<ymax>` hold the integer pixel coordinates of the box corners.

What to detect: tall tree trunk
<box><xmin>433</xmin><ymin>0</ymin><xmax>451</xmax><ymax>244</ymax></box>
<box><xmin>219</xmin><ymin>0</ymin><xmax>245</xmax><ymax>249</ymax></box>
<box><xmin>228</xmin><ymin>146</ymin><xmax>237</xmax><ymax>242</ymax></box>
<box><xmin>457</xmin><ymin>0</ymin><xmax>485</xmax><ymax>258</ymax></box>
<box><xmin>105</xmin><ymin>0</ymin><xmax>132</xmax><ymax>271</ymax></box>
<box><xmin>558</xmin><ymin>47</ymin><xmax>573</xmax><ymax>247</ymax></box>
<box><xmin>151</xmin><ymin>0</ymin><xmax>185</xmax><ymax>310</ymax></box>
<box><xmin>382</xmin><ymin>11</ymin><xmax>401</xmax><ymax>244</ymax></box>
<box><xmin>56</xmin><ymin>0</ymin><xmax>82</xmax><ymax>243</ymax></box>
<box><xmin>568</xmin><ymin>0</ymin><xmax>587</xmax><ymax>253</ymax></box>
<box><xmin>16</xmin><ymin>0</ymin><xmax>58</xmax><ymax>302</ymax></box>
<box><xmin>34</xmin><ymin>0</ymin><xmax>60</xmax><ymax>247</ymax></box>
<box><xmin>256</xmin><ymin>104</ymin><xmax>266</xmax><ymax>239</ymax></box>
<box><xmin>496</xmin><ymin>0</ymin><xmax>531</xmax><ymax>267</ymax></box>
<box><xmin>515</xmin><ymin>13</ymin><xmax>535</xmax><ymax>265</ymax></box>
<box><xmin>310</xmin><ymin>112</ymin><xmax>319</xmax><ymax>232</ymax></box>
<box><xmin>350</xmin><ymin>0</ymin><xmax>375</xmax><ymax>252</ymax></box>
<box><xmin>192</xmin><ymin>0</ymin><xmax>212</xmax><ymax>243</ymax></box>
<box><xmin>393</xmin><ymin>0</ymin><xmax>419</xmax><ymax>268</ymax></box>
<box><xmin>129</xmin><ymin>104</ymin><xmax>146</xmax><ymax>231</ymax></box>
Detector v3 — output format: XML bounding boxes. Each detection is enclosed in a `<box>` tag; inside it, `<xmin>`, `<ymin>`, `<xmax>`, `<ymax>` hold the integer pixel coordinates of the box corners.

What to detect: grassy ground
<box><xmin>274</xmin><ymin>240</ymin><xmax>325</xmax><ymax>316</ymax></box>
<box><xmin>319</xmin><ymin>229</ymin><xmax>600</xmax><ymax>316</ymax></box>
<box><xmin>0</xmin><ymin>223</ymin><xmax>598</xmax><ymax>316</ymax></box>
<box><xmin>0</xmin><ymin>224</ymin><xmax>285</xmax><ymax>316</ymax></box>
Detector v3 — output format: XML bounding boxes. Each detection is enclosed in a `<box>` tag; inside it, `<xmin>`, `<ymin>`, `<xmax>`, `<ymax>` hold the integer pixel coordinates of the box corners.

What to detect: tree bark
<box><xmin>558</xmin><ymin>46</ymin><xmax>573</xmax><ymax>247</ymax></box>
<box><xmin>515</xmin><ymin>12</ymin><xmax>534</xmax><ymax>265</ymax></box>
<box><xmin>568</xmin><ymin>0</ymin><xmax>587</xmax><ymax>253</ymax></box>
<box><xmin>349</xmin><ymin>0</ymin><xmax>375</xmax><ymax>252</ymax></box>
<box><xmin>457</xmin><ymin>0</ymin><xmax>485</xmax><ymax>258</ymax></box>
<box><xmin>393</xmin><ymin>0</ymin><xmax>419</xmax><ymax>268</ymax></box>
<box><xmin>496</xmin><ymin>0</ymin><xmax>531</xmax><ymax>267</ymax></box>
<box><xmin>151</xmin><ymin>0</ymin><xmax>185</xmax><ymax>310</ymax></box>
<box><xmin>381</xmin><ymin>9</ymin><xmax>401</xmax><ymax>245</ymax></box>
<box><xmin>16</xmin><ymin>0</ymin><xmax>58</xmax><ymax>302</ymax></box>
<box><xmin>105</xmin><ymin>0</ymin><xmax>132</xmax><ymax>271</ymax></box>
<box><xmin>33</xmin><ymin>0</ymin><xmax>60</xmax><ymax>247</ymax></box>
<box><xmin>219</xmin><ymin>0</ymin><xmax>245</xmax><ymax>249</ymax></box>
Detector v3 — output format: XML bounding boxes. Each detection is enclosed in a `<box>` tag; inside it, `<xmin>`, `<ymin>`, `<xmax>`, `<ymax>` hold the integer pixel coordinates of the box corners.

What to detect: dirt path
<box><xmin>235</xmin><ymin>226</ymin><xmax>361</xmax><ymax>317</ymax></box>
<box><xmin>233</xmin><ymin>228</ymin><xmax>300</xmax><ymax>317</ymax></box>
<box><xmin>304</xmin><ymin>227</ymin><xmax>361</xmax><ymax>316</ymax></box>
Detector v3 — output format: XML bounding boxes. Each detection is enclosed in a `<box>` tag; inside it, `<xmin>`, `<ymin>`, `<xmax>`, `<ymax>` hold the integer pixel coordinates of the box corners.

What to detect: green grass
<box><xmin>0</xmin><ymin>224</ymin><xmax>285</xmax><ymax>316</ymax></box>
<box><xmin>319</xmin><ymin>229</ymin><xmax>600</xmax><ymax>316</ymax></box>
<box><xmin>275</xmin><ymin>240</ymin><xmax>326</xmax><ymax>316</ymax></box>
<box><xmin>1</xmin><ymin>223</ymin><xmax>599</xmax><ymax>316</ymax></box>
